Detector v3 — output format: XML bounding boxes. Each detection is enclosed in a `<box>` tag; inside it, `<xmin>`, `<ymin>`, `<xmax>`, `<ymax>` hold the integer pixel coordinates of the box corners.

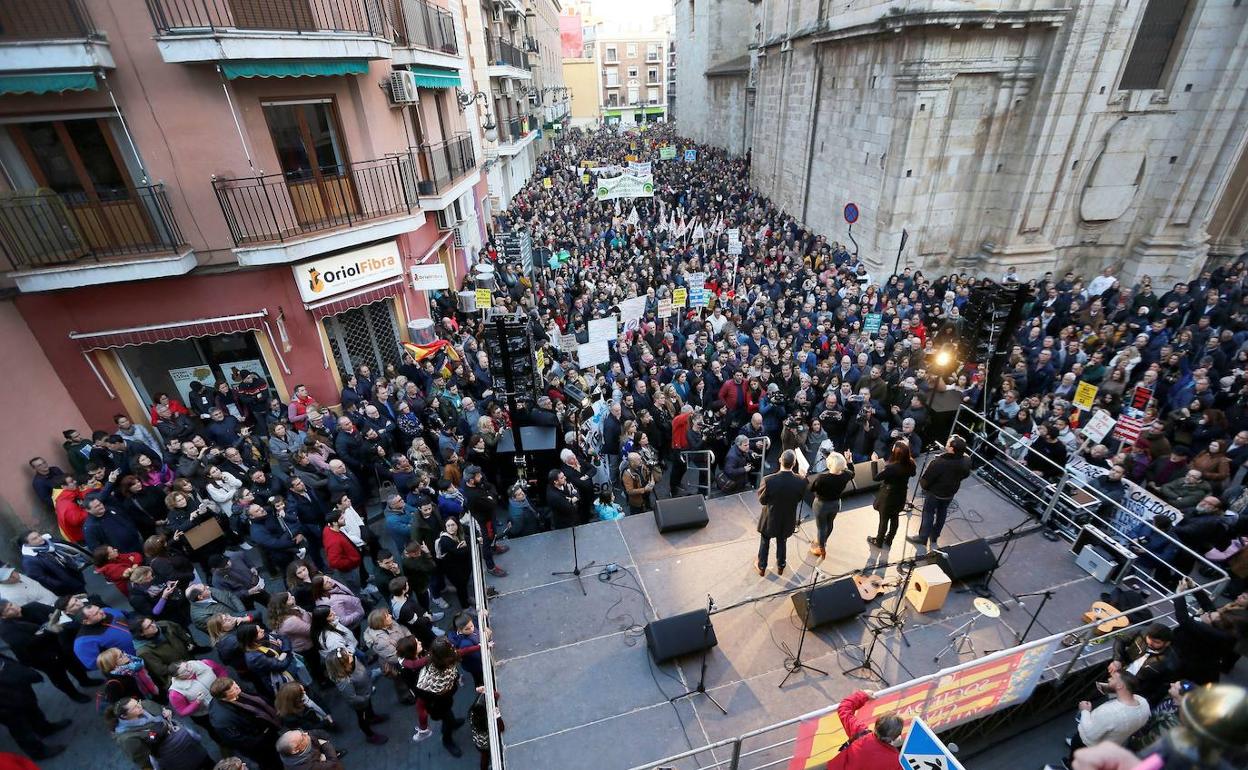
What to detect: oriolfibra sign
<box><xmin>294</xmin><ymin>241</ymin><xmax>403</xmax><ymax>303</ymax></box>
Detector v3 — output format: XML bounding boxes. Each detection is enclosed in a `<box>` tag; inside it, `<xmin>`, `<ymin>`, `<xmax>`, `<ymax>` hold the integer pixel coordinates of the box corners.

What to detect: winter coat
<box><xmin>134</xmin><ymin>621</ymin><xmax>195</xmax><ymax>686</ymax></box>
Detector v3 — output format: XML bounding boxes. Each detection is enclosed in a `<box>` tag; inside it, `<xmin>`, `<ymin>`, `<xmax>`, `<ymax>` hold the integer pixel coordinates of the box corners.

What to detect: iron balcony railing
<box><xmin>488</xmin><ymin>35</ymin><xmax>529</xmax><ymax>70</ymax></box>
<box><xmin>0</xmin><ymin>184</ymin><xmax>185</xmax><ymax>270</ymax></box>
<box><xmin>213</xmin><ymin>156</ymin><xmax>414</xmax><ymax>246</ymax></box>
<box><xmin>145</xmin><ymin>0</ymin><xmax>389</xmax><ymax>36</ymax></box>
<box><xmin>390</xmin><ymin>0</ymin><xmax>456</xmax><ymax>54</ymax></box>
<box><xmin>523</xmin><ymin>35</ymin><xmax>538</xmax><ymax>53</ymax></box>
<box><xmin>411</xmin><ymin>133</ymin><xmax>475</xmax><ymax>195</ymax></box>
<box><xmin>0</xmin><ymin>0</ymin><xmax>100</xmax><ymax>41</ymax></box>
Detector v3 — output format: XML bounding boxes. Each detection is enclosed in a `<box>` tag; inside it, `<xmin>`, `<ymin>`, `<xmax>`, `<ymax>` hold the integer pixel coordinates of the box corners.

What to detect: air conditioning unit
<box><xmin>435</xmin><ymin>207</ymin><xmax>463</xmax><ymax>230</ymax></box>
<box><xmin>388</xmin><ymin>71</ymin><xmax>418</xmax><ymax>105</ymax></box>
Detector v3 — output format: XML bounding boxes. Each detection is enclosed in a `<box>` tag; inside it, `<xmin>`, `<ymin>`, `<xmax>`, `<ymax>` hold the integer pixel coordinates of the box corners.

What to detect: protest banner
<box><xmin>628</xmin><ymin>161</ymin><xmax>652</xmax><ymax>176</ymax></box>
<box><xmin>864</xmin><ymin>313</ymin><xmax>882</xmax><ymax>334</ymax></box>
<box><xmin>1113</xmin><ymin>414</ymin><xmax>1146</xmax><ymax>444</ymax></box>
<box><xmin>672</xmin><ymin>288</ymin><xmax>688</xmax><ymax>307</ymax></box>
<box><xmin>587</xmin><ymin>315</ymin><xmax>618</xmax><ymax>343</ymax></box>
<box><xmin>657</xmin><ymin>298</ymin><xmax>673</xmax><ymax>317</ymax></box>
<box><xmin>1067</xmin><ymin>455</ymin><xmax>1183</xmax><ymax>533</ymax></box>
<box><xmin>1073</xmin><ymin>382</ymin><xmax>1098</xmax><ymax>410</ymax></box>
<box><xmin>594</xmin><ymin>173</ymin><xmax>655</xmax><ymax>201</ymax></box>
<box><xmin>659</xmin><ymin>146</ymin><xmax>677</xmax><ymax>160</ymax></box>
<box><xmin>542</xmin><ymin>177</ymin><xmax>552</xmax><ymax>189</ymax></box>
<box><xmin>576</xmin><ymin>340</ymin><xmax>610</xmax><ymax>368</ymax></box>
<box><xmin>618</xmin><ymin>295</ymin><xmax>647</xmax><ymax>323</ymax></box>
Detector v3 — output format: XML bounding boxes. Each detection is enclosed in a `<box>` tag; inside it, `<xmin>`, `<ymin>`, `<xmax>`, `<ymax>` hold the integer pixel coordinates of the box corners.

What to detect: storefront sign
<box><xmin>788</xmin><ymin>640</ymin><xmax>1058</xmax><ymax>769</ymax></box>
<box><xmin>293</xmin><ymin>241</ymin><xmax>402</xmax><ymax>303</ymax></box>
<box><xmin>220</xmin><ymin>359</ymin><xmax>266</xmax><ymax>387</ymax></box>
<box><xmin>1073</xmin><ymin>382</ymin><xmax>1098</xmax><ymax>410</ymax></box>
<box><xmin>594</xmin><ymin>173</ymin><xmax>654</xmax><ymax>201</ymax></box>
<box><xmin>169</xmin><ymin>365</ymin><xmax>216</xmax><ymax>406</ymax></box>
<box><xmin>411</xmin><ymin>263</ymin><xmax>450</xmax><ymax>291</ymax></box>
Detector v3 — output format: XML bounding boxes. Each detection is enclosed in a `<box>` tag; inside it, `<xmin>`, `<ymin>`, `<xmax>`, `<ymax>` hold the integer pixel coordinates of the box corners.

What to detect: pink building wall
<box><xmin>0</xmin><ymin>301</ymin><xmax>88</xmax><ymax>538</ymax></box>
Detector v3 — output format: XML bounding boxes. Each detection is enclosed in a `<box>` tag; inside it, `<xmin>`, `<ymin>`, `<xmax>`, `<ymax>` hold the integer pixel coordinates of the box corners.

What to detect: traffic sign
<box><xmin>900</xmin><ymin>717</ymin><xmax>964</xmax><ymax>770</ymax></box>
<box><xmin>844</xmin><ymin>202</ymin><xmax>860</xmax><ymax>224</ymax></box>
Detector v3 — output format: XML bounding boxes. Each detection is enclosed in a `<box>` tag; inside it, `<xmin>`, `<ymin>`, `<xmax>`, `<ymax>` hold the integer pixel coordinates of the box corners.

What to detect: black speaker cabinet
<box><xmin>934</xmin><ymin>538</ymin><xmax>998</xmax><ymax>581</ymax></box>
<box><xmin>645</xmin><ymin>609</ymin><xmax>717</xmax><ymax>663</ymax></box>
<box><xmin>790</xmin><ymin>576</ymin><xmax>866</xmax><ymax>629</ymax></box>
<box><xmin>653</xmin><ymin>494</ymin><xmax>709</xmax><ymax>533</ymax></box>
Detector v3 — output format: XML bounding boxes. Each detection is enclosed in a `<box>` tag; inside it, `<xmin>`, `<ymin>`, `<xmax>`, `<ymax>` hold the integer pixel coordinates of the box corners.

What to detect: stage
<box><xmin>486</xmin><ymin>472</ymin><xmax>1120</xmax><ymax>770</ymax></box>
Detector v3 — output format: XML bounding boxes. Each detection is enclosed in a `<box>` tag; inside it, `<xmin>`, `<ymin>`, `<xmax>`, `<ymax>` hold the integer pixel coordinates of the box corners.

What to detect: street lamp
<box><xmin>455</xmin><ymin>87</ymin><xmax>489</xmax><ymax>113</ymax></box>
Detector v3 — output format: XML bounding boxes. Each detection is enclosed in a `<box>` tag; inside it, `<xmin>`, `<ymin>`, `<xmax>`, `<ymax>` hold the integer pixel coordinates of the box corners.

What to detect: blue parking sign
<box><xmin>684</xmin><ymin>149</ymin><xmax>697</xmax><ymax>162</ymax></box>
<box><xmin>900</xmin><ymin>717</ymin><xmax>964</xmax><ymax>770</ymax></box>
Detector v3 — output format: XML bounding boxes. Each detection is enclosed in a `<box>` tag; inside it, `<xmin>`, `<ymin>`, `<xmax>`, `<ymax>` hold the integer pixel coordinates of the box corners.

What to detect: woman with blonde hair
<box><xmin>808</xmin><ymin>449</ymin><xmax>855</xmax><ymax>559</ymax></box>
<box><xmin>363</xmin><ymin>607</ymin><xmax>416</xmax><ymax>703</ymax></box>
<box><xmin>97</xmin><ymin>646</ymin><xmax>161</xmax><ymax>705</ymax></box>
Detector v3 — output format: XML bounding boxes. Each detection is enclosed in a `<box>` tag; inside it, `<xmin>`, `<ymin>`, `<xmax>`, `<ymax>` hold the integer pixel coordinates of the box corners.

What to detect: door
<box><xmin>228</xmin><ymin>0</ymin><xmax>316</xmax><ymax>31</ymax></box>
<box><xmin>323</xmin><ymin>301</ymin><xmax>402</xmax><ymax>375</ymax></box>
<box><xmin>263</xmin><ymin>100</ymin><xmax>357</xmax><ymax>229</ymax></box>
<box><xmin>8</xmin><ymin>118</ymin><xmax>154</xmax><ymax>258</ymax></box>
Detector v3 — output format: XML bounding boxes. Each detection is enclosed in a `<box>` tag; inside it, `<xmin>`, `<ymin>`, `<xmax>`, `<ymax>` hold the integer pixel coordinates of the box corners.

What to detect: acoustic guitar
<box><xmin>853</xmin><ymin>573</ymin><xmax>900</xmax><ymax>602</ymax></box>
<box><xmin>1082</xmin><ymin>601</ymin><xmax>1128</xmax><ymax>636</ymax></box>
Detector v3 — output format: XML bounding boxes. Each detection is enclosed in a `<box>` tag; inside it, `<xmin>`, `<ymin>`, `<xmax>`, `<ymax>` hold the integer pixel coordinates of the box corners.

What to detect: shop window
<box><xmin>322</xmin><ymin>300</ymin><xmax>402</xmax><ymax>376</ymax></box>
<box><xmin>115</xmin><ymin>332</ymin><xmax>273</xmax><ymax>412</ymax></box>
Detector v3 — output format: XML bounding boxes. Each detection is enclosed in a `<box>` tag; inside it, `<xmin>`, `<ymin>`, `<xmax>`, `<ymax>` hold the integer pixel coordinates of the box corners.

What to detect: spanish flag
<box><xmin>403</xmin><ymin>340</ymin><xmax>461</xmax><ymax>378</ymax></box>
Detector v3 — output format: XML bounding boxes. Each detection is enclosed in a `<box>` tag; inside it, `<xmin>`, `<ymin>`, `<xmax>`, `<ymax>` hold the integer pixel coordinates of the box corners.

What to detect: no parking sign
<box><xmin>843</xmin><ymin>202</ymin><xmax>860</xmax><ymax>224</ymax></box>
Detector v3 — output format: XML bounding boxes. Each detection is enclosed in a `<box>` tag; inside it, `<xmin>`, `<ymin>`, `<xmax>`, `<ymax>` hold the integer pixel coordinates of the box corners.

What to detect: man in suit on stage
<box><xmin>755</xmin><ymin>450</ymin><xmax>807</xmax><ymax>576</ymax></box>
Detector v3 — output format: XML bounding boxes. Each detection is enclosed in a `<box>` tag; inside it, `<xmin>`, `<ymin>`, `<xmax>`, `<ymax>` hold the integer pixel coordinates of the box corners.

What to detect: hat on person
<box><xmin>464</xmin><ymin>465</ymin><xmax>483</xmax><ymax>479</ymax></box>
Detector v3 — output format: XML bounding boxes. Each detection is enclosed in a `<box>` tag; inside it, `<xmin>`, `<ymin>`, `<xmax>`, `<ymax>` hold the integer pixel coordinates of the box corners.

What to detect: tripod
<box><xmin>842</xmin><ymin>614</ymin><xmax>890</xmax><ymax>685</ymax></box>
<box><xmin>1015</xmin><ymin>589</ymin><xmax>1054</xmax><ymax>643</ymax></box>
<box><xmin>551</xmin><ymin>523</ymin><xmax>596</xmax><ymax>596</ymax></box>
<box><xmin>669</xmin><ymin>595</ymin><xmax>727</xmax><ymax>714</ymax></box>
<box><xmin>780</xmin><ymin>568</ymin><xmax>830</xmax><ymax>687</ymax></box>
<box><xmin>933</xmin><ymin>613</ymin><xmax>983</xmax><ymax>663</ymax></box>
<box><xmin>872</xmin><ymin>556</ymin><xmax>918</xmax><ymax>648</ymax></box>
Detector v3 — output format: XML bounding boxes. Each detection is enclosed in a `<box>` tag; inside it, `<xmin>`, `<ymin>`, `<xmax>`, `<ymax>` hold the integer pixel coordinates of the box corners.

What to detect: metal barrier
<box><xmin>465</xmin><ymin>515</ymin><xmax>503</xmax><ymax>770</ymax></box>
<box><xmin>626</xmin><ymin>403</ymin><xmax>1228</xmax><ymax>770</ymax></box>
<box><xmin>411</xmin><ymin>133</ymin><xmax>476</xmax><ymax>195</ymax></box>
<box><xmin>680</xmin><ymin>449</ymin><xmax>715</xmax><ymax>497</ymax></box>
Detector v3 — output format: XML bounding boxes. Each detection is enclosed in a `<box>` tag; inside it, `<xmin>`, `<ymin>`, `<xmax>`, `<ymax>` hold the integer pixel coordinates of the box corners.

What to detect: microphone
<box><xmin>708</xmin><ymin>594</ymin><xmax>718</xmax><ymax>612</ymax></box>
<box><xmin>929</xmin><ymin>548</ymin><xmax>950</xmax><ymax>558</ymax></box>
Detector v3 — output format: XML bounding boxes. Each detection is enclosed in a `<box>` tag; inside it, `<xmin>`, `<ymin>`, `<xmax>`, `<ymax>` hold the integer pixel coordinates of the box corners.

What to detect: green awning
<box><xmin>0</xmin><ymin>72</ymin><xmax>97</xmax><ymax>95</ymax></box>
<box><xmin>220</xmin><ymin>59</ymin><xmax>369</xmax><ymax>79</ymax></box>
<box><xmin>406</xmin><ymin>65</ymin><xmax>461</xmax><ymax>89</ymax></box>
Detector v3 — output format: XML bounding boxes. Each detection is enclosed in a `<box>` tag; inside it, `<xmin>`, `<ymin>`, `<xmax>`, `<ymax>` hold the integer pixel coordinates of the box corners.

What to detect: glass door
<box><xmin>263</xmin><ymin>101</ymin><xmax>358</xmax><ymax>229</ymax></box>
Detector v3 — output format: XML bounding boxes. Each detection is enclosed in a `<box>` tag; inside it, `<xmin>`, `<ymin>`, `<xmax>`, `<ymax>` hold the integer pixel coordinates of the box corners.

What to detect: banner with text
<box><xmin>788</xmin><ymin>640</ymin><xmax>1058</xmax><ymax>769</ymax></box>
<box><xmin>595</xmin><ymin>173</ymin><xmax>654</xmax><ymax>201</ymax></box>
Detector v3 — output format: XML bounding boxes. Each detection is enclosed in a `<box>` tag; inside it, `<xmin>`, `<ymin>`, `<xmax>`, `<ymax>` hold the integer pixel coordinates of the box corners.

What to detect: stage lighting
<box><xmin>935</xmin><ymin>349</ymin><xmax>952</xmax><ymax>369</ymax></box>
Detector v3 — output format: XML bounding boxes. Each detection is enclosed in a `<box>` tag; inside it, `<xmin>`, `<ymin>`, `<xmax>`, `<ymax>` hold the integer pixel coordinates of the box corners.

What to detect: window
<box><xmin>1119</xmin><ymin>0</ymin><xmax>1191</xmax><ymax>90</ymax></box>
<box><xmin>263</xmin><ymin>101</ymin><xmax>347</xmax><ymax>180</ymax></box>
<box><xmin>648</xmin><ymin>67</ymin><xmax>658</xmax><ymax>83</ymax></box>
<box><xmin>116</xmin><ymin>333</ymin><xmax>275</xmax><ymax>410</ymax></box>
<box><xmin>605</xmin><ymin>68</ymin><xmax>618</xmax><ymax>87</ymax></box>
<box><xmin>647</xmin><ymin>43</ymin><xmax>659</xmax><ymax>61</ymax></box>
<box><xmin>607</xmin><ymin>93</ymin><xmax>619</xmax><ymax>107</ymax></box>
<box><xmin>627</xmin><ymin>84</ymin><xmax>639</xmax><ymax>104</ymax></box>
<box><xmin>605</xmin><ymin>45</ymin><xmax>617</xmax><ymax>62</ymax></box>
<box><xmin>628</xmin><ymin>66</ymin><xmax>638</xmax><ymax>78</ymax></box>
<box><xmin>626</xmin><ymin>43</ymin><xmax>637</xmax><ymax>57</ymax></box>
<box><xmin>648</xmin><ymin>87</ymin><xmax>659</xmax><ymax>105</ymax></box>
<box><xmin>11</xmin><ymin>119</ymin><xmax>133</xmax><ymax>201</ymax></box>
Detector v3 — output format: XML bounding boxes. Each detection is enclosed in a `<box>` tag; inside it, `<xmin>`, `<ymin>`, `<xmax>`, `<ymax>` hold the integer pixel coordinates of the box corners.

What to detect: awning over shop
<box><xmin>304</xmin><ymin>277</ymin><xmax>403</xmax><ymax>320</ymax></box>
<box><xmin>407</xmin><ymin>65</ymin><xmax>461</xmax><ymax>89</ymax></box>
<box><xmin>220</xmin><ymin>60</ymin><xmax>369</xmax><ymax>79</ymax></box>
<box><xmin>70</xmin><ymin>311</ymin><xmax>268</xmax><ymax>351</ymax></box>
<box><xmin>0</xmin><ymin>72</ymin><xmax>97</xmax><ymax>95</ymax></box>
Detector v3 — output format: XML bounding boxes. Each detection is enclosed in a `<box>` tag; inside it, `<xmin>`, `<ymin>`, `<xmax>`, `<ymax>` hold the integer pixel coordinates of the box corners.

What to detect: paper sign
<box><xmin>793</xmin><ymin>448</ymin><xmax>810</xmax><ymax>476</ymax></box>
<box><xmin>689</xmin><ymin>288</ymin><xmax>709</xmax><ymax>308</ymax></box>
<box><xmin>659</xmin><ymin>146</ymin><xmax>677</xmax><ymax>160</ymax></box>
<box><xmin>684</xmin><ymin>149</ymin><xmax>697</xmax><ymax>162</ymax></box>
<box><xmin>657</xmin><ymin>299</ymin><xmax>673</xmax><ymax>317</ymax></box>
<box><xmin>169</xmin><ymin>365</ymin><xmax>216</xmax><ymax>406</ymax></box>
<box><xmin>587</xmin><ymin>315</ymin><xmax>618</xmax><ymax>343</ymax></box>
<box><xmin>686</xmin><ymin>271</ymin><xmax>706</xmax><ymax>288</ymax></box>
<box><xmin>535</xmin><ymin>348</ymin><xmax>545</xmax><ymax>372</ymax></box>
<box><xmin>618</xmin><ymin>295</ymin><xmax>647</xmax><ymax>323</ymax></box>
<box><xmin>576</xmin><ymin>340</ymin><xmax>610</xmax><ymax>368</ymax></box>
<box><xmin>864</xmin><ymin>313</ymin><xmax>883</xmax><ymax>334</ymax></box>
<box><xmin>1073</xmin><ymin>381</ymin><xmax>1098</xmax><ymax>410</ymax></box>
<box><xmin>625</xmin><ymin>154</ymin><xmax>638</xmax><ymax>162</ymax></box>
<box><xmin>1081</xmin><ymin>409</ymin><xmax>1116</xmax><ymax>443</ymax></box>
<box><xmin>672</xmin><ymin>288</ymin><xmax>688</xmax><ymax>307</ymax></box>
<box><xmin>559</xmin><ymin>333</ymin><xmax>578</xmax><ymax>352</ymax></box>
<box><xmin>543</xmin><ymin>177</ymin><xmax>552</xmax><ymax>189</ymax></box>
<box><xmin>582</xmin><ymin>173</ymin><xmax>590</xmax><ymax>184</ymax></box>
<box><xmin>475</xmin><ymin>288</ymin><xmax>493</xmax><ymax>308</ymax></box>
<box><xmin>411</xmin><ymin>263</ymin><xmax>450</xmax><ymax>290</ymax></box>
<box><xmin>1113</xmin><ymin>415</ymin><xmax>1146</xmax><ymax>444</ymax></box>
<box><xmin>1130</xmin><ymin>385</ymin><xmax>1153</xmax><ymax>414</ymax></box>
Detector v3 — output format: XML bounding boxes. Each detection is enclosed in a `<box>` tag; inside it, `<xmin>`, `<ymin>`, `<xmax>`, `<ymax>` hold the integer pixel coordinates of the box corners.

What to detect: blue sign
<box><xmin>864</xmin><ymin>313</ymin><xmax>882</xmax><ymax>334</ymax></box>
<box><xmin>844</xmin><ymin>202</ymin><xmax>860</xmax><ymax>224</ymax></box>
<box><xmin>900</xmin><ymin>717</ymin><xmax>964</xmax><ymax>770</ymax></box>
<box><xmin>684</xmin><ymin>149</ymin><xmax>697</xmax><ymax>162</ymax></box>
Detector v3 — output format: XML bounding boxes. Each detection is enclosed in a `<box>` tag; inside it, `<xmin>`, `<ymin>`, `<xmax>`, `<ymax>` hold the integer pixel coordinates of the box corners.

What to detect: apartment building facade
<box><xmin>597</xmin><ymin>34</ymin><xmax>667</xmax><ymax>125</ymax></box>
<box><xmin>0</xmin><ymin>0</ymin><xmax>489</xmax><ymax>438</ymax></box>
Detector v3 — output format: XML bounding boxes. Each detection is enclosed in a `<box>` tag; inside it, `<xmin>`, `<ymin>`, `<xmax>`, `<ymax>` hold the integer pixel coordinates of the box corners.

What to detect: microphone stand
<box><xmin>551</xmin><ymin>519</ymin><xmax>595</xmax><ymax>596</ymax></box>
<box><xmin>842</xmin><ymin>615</ymin><xmax>890</xmax><ymax>685</ymax></box>
<box><xmin>841</xmin><ymin>552</ymin><xmax>917</xmax><ymax>684</ymax></box>
<box><xmin>1014</xmin><ymin>589</ymin><xmax>1054</xmax><ymax>644</ymax></box>
<box><xmin>872</xmin><ymin>556</ymin><xmax>918</xmax><ymax>648</ymax></box>
<box><xmin>669</xmin><ymin>594</ymin><xmax>727</xmax><ymax>714</ymax></box>
<box><xmin>971</xmin><ymin>513</ymin><xmax>1034</xmax><ymax>610</ymax></box>
<box><xmin>780</xmin><ymin>568</ymin><xmax>829</xmax><ymax>687</ymax></box>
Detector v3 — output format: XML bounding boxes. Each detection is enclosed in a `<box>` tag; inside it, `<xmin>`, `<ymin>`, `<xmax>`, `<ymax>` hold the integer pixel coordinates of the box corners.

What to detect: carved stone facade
<box><xmin>682</xmin><ymin>0</ymin><xmax>1248</xmax><ymax>282</ymax></box>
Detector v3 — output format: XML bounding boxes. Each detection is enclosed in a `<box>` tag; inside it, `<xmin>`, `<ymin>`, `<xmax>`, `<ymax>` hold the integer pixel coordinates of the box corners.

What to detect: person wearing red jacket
<box><xmin>826</xmin><ymin>689</ymin><xmax>904</xmax><ymax>770</ymax></box>
<box><xmin>53</xmin><ymin>477</ymin><xmax>88</xmax><ymax>544</ymax></box>
<box><xmin>718</xmin><ymin>370</ymin><xmax>755</xmax><ymax>424</ymax></box>
<box><xmin>322</xmin><ymin>511</ymin><xmax>363</xmax><ymax>588</ymax></box>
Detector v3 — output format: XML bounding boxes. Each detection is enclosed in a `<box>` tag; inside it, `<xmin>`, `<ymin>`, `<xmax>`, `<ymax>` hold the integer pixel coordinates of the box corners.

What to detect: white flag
<box><xmin>669</xmin><ymin>212</ymin><xmax>678</xmax><ymax>234</ymax></box>
<box><xmin>692</xmin><ymin>223</ymin><xmax>706</xmax><ymax>241</ymax></box>
<box><xmin>626</xmin><ymin>207</ymin><xmax>639</xmax><ymax>226</ymax></box>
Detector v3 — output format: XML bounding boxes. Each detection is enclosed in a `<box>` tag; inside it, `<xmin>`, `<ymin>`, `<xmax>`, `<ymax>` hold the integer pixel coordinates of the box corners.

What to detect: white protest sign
<box><xmin>627</xmin><ymin>161</ymin><xmax>652</xmax><ymax>175</ymax></box>
<box><xmin>558</xmin><ymin>333</ymin><xmax>578</xmax><ymax>352</ymax></box>
<box><xmin>576</xmin><ymin>340</ymin><xmax>610</xmax><ymax>368</ymax></box>
<box><xmin>587</xmin><ymin>315</ymin><xmax>618</xmax><ymax>343</ymax></box>
<box><xmin>1081</xmin><ymin>409</ymin><xmax>1116</xmax><ymax>443</ymax></box>
<box><xmin>618</xmin><ymin>295</ymin><xmax>647</xmax><ymax>323</ymax></box>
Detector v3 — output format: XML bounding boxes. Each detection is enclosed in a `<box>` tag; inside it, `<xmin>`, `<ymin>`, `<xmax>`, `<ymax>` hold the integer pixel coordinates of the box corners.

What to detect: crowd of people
<box><xmin>3</xmin><ymin>122</ymin><xmax>1248</xmax><ymax>769</ymax></box>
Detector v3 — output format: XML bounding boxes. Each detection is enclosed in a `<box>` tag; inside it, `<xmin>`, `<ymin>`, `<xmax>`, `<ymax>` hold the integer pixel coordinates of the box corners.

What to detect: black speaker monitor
<box><xmin>645</xmin><ymin>609</ymin><xmax>718</xmax><ymax>663</ymax></box>
<box><xmin>790</xmin><ymin>576</ymin><xmax>866</xmax><ymax>629</ymax></box>
<box><xmin>653</xmin><ymin>495</ymin><xmax>710</xmax><ymax>533</ymax></box>
<box><xmin>934</xmin><ymin>538</ymin><xmax>998</xmax><ymax>581</ymax></box>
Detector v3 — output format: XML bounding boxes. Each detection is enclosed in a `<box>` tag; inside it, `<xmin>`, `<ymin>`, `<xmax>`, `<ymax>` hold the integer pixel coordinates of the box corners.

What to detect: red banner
<box><xmin>788</xmin><ymin>640</ymin><xmax>1056</xmax><ymax>769</ymax></box>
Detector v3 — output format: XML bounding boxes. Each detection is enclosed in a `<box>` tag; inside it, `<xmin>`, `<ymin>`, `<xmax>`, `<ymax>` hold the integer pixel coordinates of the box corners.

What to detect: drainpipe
<box><xmin>799</xmin><ymin>52</ymin><xmax>823</xmax><ymax>225</ymax></box>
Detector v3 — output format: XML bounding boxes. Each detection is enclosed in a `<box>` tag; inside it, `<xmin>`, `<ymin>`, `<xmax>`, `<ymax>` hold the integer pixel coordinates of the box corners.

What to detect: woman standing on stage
<box><xmin>808</xmin><ymin>450</ymin><xmax>855</xmax><ymax>560</ymax></box>
<box><xmin>867</xmin><ymin>442</ymin><xmax>916</xmax><ymax>549</ymax></box>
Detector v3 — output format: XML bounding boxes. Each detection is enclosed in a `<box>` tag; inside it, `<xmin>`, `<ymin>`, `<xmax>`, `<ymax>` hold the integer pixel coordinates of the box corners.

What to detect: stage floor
<box><xmin>487</xmin><ymin>474</ymin><xmax>1112</xmax><ymax>770</ymax></box>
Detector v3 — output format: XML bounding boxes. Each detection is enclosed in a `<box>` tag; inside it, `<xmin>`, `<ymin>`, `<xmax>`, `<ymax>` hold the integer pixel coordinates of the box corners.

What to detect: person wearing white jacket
<box><xmin>204</xmin><ymin>466</ymin><xmax>243</xmax><ymax>515</ymax></box>
<box><xmin>1068</xmin><ymin>670</ymin><xmax>1150</xmax><ymax>761</ymax></box>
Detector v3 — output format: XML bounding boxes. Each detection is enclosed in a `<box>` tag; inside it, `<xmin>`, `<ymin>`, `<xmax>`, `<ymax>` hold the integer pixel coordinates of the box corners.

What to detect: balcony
<box><xmin>390</xmin><ymin>0</ymin><xmax>461</xmax><ymax>68</ymax></box>
<box><xmin>0</xmin><ymin>0</ymin><xmax>114</xmax><ymax>73</ymax></box>
<box><xmin>145</xmin><ymin>0</ymin><xmax>392</xmax><ymax>64</ymax></box>
<box><xmin>487</xmin><ymin>35</ymin><xmax>531</xmax><ymax>79</ymax></box>
<box><xmin>411</xmin><ymin>133</ymin><xmax>477</xmax><ymax>206</ymax></box>
<box><xmin>494</xmin><ymin>115</ymin><xmax>537</xmax><ymax>157</ymax></box>
<box><xmin>213</xmin><ymin>156</ymin><xmax>423</xmax><ymax>266</ymax></box>
<box><xmin>0</xmin><ymin>184</ymin><xmax>196</xmax><ymax>292</ymax></box>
